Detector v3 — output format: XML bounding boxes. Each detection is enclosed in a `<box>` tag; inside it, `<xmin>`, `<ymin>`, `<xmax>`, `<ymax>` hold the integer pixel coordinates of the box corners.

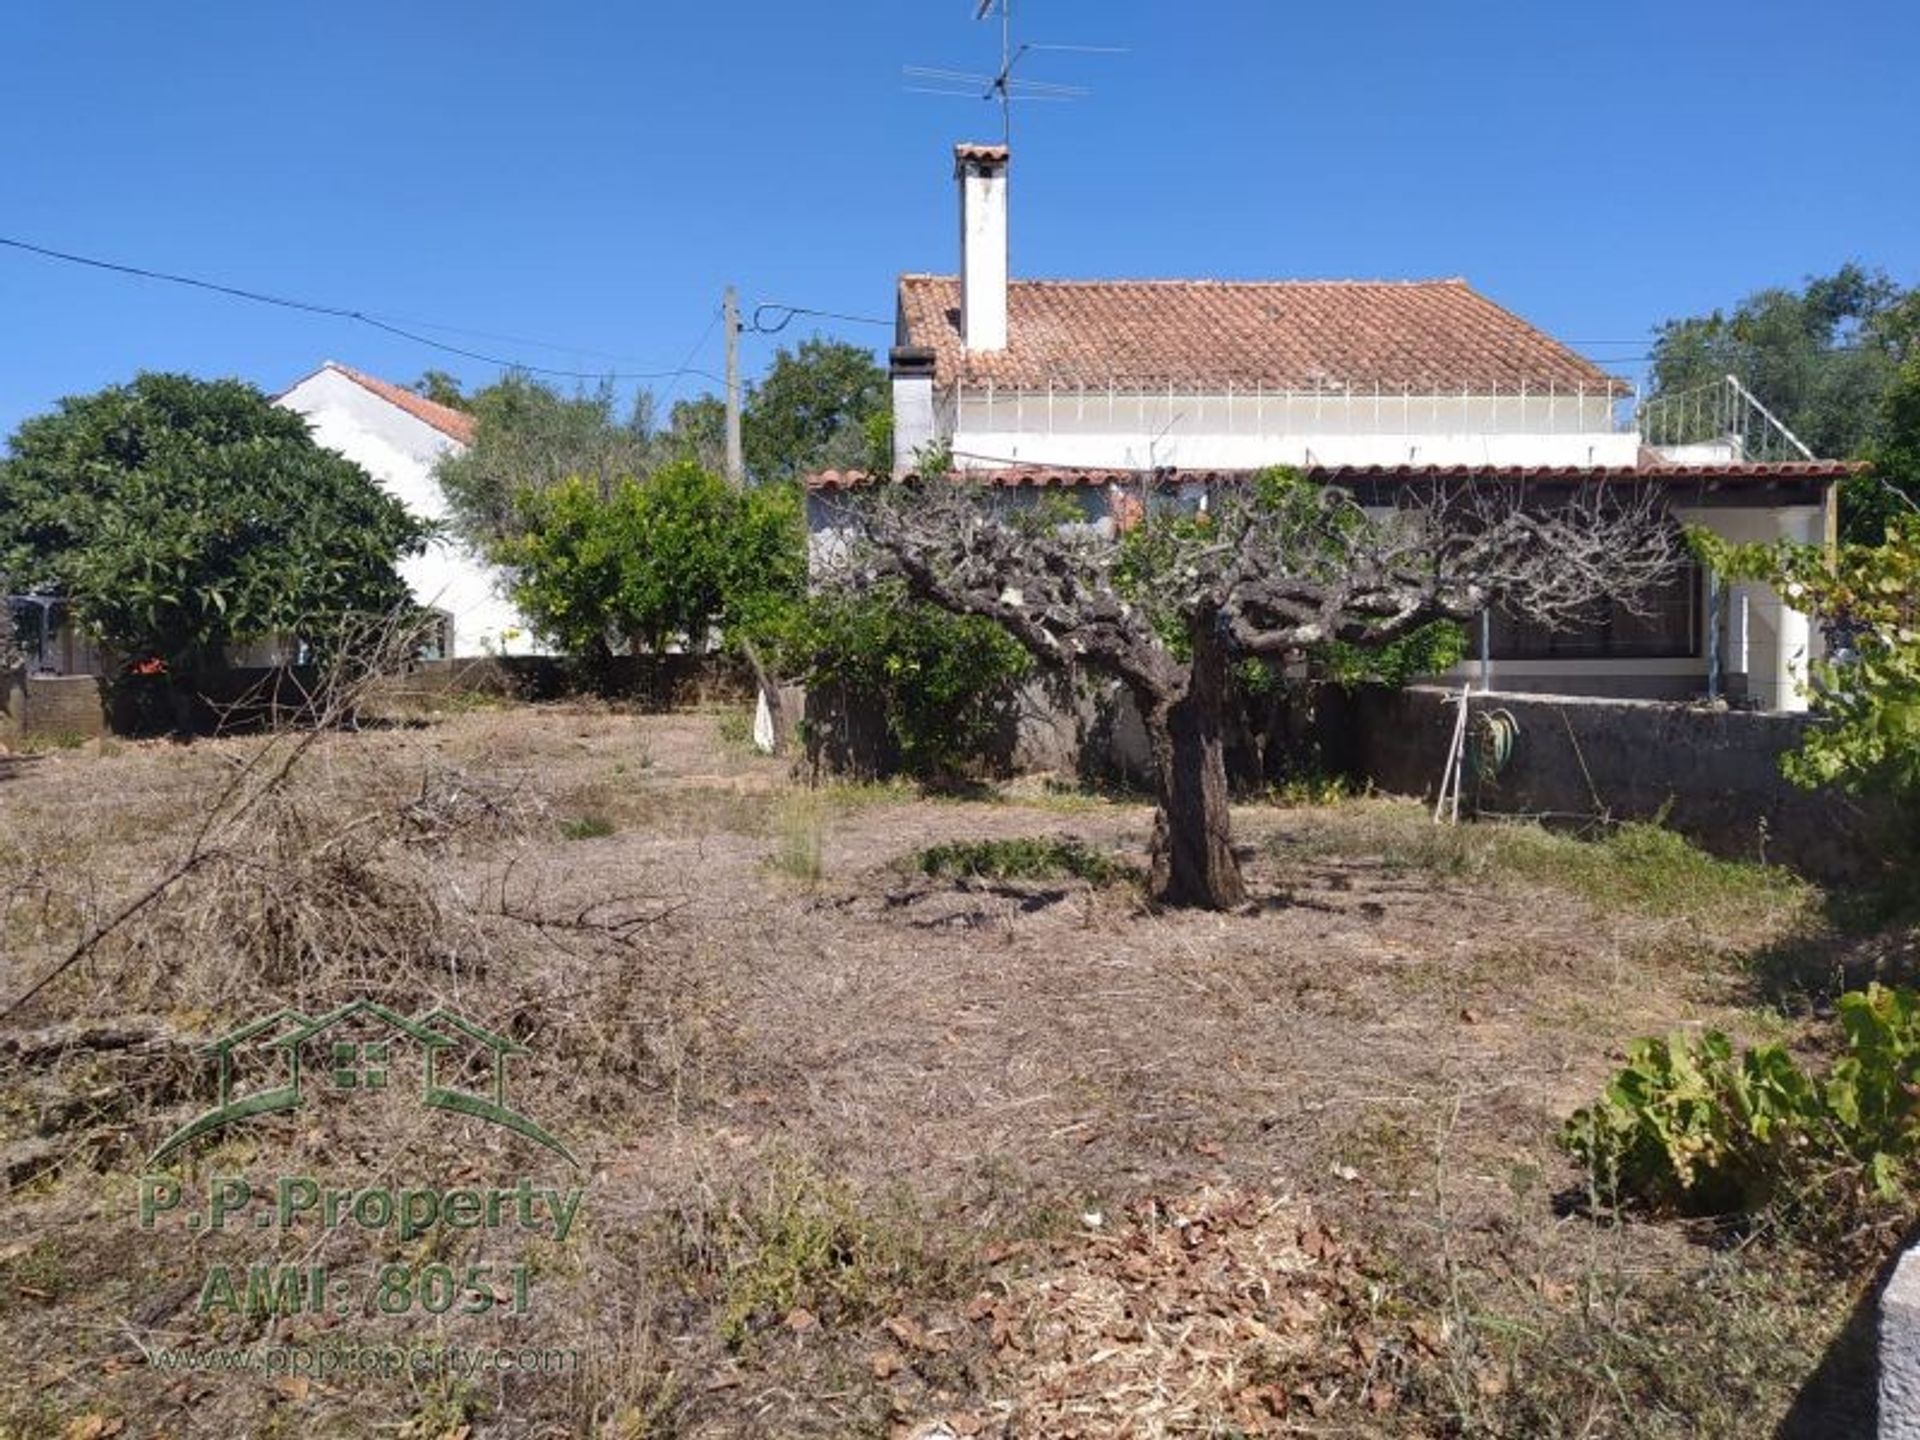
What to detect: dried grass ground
<box><xmin>0</xmin><ymin>703</ymin><xmax>1876</xmax><ymax>1438</ymax></box>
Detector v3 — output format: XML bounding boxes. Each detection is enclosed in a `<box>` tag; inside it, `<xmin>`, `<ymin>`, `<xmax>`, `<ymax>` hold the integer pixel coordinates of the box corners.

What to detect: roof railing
<box><xmin>1634</xmin><ymin>374</ymin><xmax>1816</xmax><ymax>463</ymax></box>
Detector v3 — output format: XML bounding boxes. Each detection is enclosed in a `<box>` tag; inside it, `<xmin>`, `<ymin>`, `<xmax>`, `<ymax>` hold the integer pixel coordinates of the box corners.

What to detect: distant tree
<box><xmin>743</xmin><ymin>338</ymin><xmax>887</xmax><ymax>485</ymax></box>
<box><xmin>662</xmin><ymin>394</ymin><xmax>728</xmax><ymax>474</ymax></box>
<box><xmin>0</xmin><ymin>373</ymin><xmax>425</xmax><ymax>715</ymax></box>
<box><xmin>498</xmin><ymin>461</ymin><xmax>803</xmax><ymax>665</ymax></box>
<box><xmin>435</xmin><ymin>374</ymin><xmax>657</xmax><ymax>545</ymax></box>
<box><xmin>412</xmin><ymin>370</ymin><xmax>472</xmax><ymax>412</ymax></box>
<box><xmin>1647</xmin><ymin>265</ymin><xmax>1915</xmax><ymax>538</ymax></box>
<box><xmin>0</xmin><ymin>584</ymin><xmax>19</xmax><ymax>674</ymax></box>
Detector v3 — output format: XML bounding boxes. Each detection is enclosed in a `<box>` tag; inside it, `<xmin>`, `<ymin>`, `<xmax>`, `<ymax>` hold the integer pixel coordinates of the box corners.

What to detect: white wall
<box><xmin>1681</xmin><ymin>502</ymin><xmax>1824</xmax><ymax>712</ymax></box>
<box><xmin>277</xmin><ymin>370</ymin><xmax>542</xmax><ymax>657</ymax></box>
<box><xmin>943</xmin><ymin>387</ymin><xmax>1635</xmax><ymax>470</ymax></box>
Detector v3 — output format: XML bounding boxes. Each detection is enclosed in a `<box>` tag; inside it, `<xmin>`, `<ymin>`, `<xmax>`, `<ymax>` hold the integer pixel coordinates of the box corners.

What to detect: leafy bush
<box><xmin>912</xmin><ymin>837</ymin><xmax>1129</xmax><ymax>886</ymax></box>
<box><xmin>784</xmin><ymin>582</ymin><xmax>1031</xmax><ymax>783</ymax></box>
<box><xmin>0</xmin><ymin>372</ymin><xmax>426</xmax><ymax>681</ymax></box>
<box><xmin>1694</xmin><ymin>516</ymin><xmax>1920</xmax><ymax>807</ymax></box>
<box><xmin>499</xmin><ymin>465</ymin><xmax>803</xmax><ymax>664</ymax></box>
<box><xmin>1564</xmin><ymin>984</ymin><xmax>1920</xmax><ymax>1232</ymax></box>
<box><xmin>1318</xmin><ymin>618</ymin><xmax>1468</xmax><ymax>687</ymax></box>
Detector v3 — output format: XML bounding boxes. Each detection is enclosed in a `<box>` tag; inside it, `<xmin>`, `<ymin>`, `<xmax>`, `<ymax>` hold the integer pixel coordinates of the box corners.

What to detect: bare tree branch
<box><xmin>816</xmin><ymin>469</ymin><xmax>1680</xmax><ymax>910</ymax></box>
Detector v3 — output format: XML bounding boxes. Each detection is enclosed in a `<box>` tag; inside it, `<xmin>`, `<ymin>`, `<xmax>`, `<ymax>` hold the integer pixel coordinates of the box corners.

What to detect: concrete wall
<box><xmin>276</xmin><ymin>368</ymin><xmax>540</xmax><ymax>658</ymax></box>
<box><xmin>804</xmin><ymin>672</ymin><xmax>1890</xmax><ymax>882</ymax></box>
<box><xmin>1883</xmin><ymin>1248</ymin><xmax>1920</xmax><ymax>1437</ymax></box>
<box><xmin>0</xmin><ymin>674</ymin><xmax>108</xmax><ymax>744</ymax></box>
<box><xmin>1339</xmin><ymin>685</ymin><xmax>1893</xmax><ymax>882</ymax></box>
<box><xmin>13</xmin><ymin>657</ymin><xmax>751</xmax><ymax>739</ymax></box>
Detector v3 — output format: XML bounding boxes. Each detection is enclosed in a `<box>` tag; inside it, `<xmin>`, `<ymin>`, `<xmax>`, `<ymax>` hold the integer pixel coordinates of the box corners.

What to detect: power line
<box><xmin>658</xmin><ymin>307</ymin><xmax>725</xmax><ymax>413</ymax></box>
<box><xmin>748</xmin><ymin>302</ymin><xmax>891</xmax><ymax>335</ymax></box>
<box><xmin>0</xmin><ymin>233</ymin><xmax>729</xmax><ymax>386</ymax></box>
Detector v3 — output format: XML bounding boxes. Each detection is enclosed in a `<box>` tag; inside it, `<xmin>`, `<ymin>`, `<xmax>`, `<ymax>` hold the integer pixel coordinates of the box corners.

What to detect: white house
<box><xmin>809</xmin><ymin>143</ymin><xmax>1855</xmax><ymax>711</ymax></box>
<box><xmin>276</xmin><ymin>362</ymin><xmax>539</xmax><ymax>658</ymax></box>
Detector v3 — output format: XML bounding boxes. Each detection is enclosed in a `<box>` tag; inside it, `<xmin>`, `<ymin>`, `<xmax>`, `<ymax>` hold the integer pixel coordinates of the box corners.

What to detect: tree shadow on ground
<box><xmin>0</xmin><ymin>753</ymin><xmax>42</xmax><ymax>784</ymax></box>
<box><xmin>1741</xmin><ymin>888</ymin><xmax>1920</xmax><ymax>1015</ymax></box>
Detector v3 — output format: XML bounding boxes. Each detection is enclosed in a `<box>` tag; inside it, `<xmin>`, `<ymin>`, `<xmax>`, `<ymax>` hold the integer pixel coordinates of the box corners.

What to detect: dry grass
<box><xmin>0</xmin><ymin>703</ymin><xmax>1879</xmax><ymax>1437</ymax></box>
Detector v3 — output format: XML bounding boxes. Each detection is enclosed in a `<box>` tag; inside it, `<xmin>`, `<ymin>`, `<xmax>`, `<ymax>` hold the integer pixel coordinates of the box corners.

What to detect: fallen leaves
<box><xmin>948</xmin><ymin>1185</ymin><xmax>1421</xmax><ymax>1437</ymax></box>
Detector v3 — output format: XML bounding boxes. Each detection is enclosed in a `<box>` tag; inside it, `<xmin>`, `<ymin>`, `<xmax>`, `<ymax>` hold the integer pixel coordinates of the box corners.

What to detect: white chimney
<box><xmin>889</xmin><ymin>346</ymin><xmax>936</xmax><ymax>476</ymax></box>
<box><xmin>955</xmin><ymin>143</ymin><xmax>1009</xmax><ymax>352</ymax></box>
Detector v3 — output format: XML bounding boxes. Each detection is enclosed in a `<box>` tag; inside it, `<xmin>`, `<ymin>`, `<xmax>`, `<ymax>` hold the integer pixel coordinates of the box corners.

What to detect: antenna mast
<box><xmin>904</xmin><ymin>3</ymin><xmax>1120</xmax><ymax>144</ymax></box>
<box><xmin>983</xmin><ymin>0</ymin><xmax>1013</xmax><ymax>145</ymax></box>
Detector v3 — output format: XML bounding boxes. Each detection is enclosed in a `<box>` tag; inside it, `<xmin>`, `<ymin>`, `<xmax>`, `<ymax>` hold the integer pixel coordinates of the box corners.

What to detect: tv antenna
<box><xmin>903</xmin><ymin>1</ymin><xmax>1124</xmax><ymax>147</ymax></box>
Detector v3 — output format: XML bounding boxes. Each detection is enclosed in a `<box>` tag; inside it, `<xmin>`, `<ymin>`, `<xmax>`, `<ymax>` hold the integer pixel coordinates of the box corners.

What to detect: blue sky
<box><xmin>2</xmin><ymin>0</ymin><xmax>1915</xmax><ymax>437</ymax></box>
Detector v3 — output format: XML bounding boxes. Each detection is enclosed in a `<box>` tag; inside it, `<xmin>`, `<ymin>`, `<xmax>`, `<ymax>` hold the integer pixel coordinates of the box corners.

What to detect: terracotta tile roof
<box><xmin>954</xmin><ymin>142</ymin><xmax>1010</xmax><ymax>165</ymax></box>
<box><xmin>896</xmin><ymin>275</ymin><xmax>1629</xmax><ymax>396</ymax></box>
<box><xmin>316</xmin><ymin>362</ymin><xmax>476</xmax><ymax>445</ymax></box>
<box><xmin>806</xmin><ymin>460</ymin><xmax>1858</xmax><ymax>492</ymax></box>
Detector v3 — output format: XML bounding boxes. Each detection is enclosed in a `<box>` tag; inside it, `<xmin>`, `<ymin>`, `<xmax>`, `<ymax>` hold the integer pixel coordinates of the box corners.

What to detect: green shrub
<box><xmin>785</xmin><ymin>582</ymin><xmax>1031</xmax><ymax>783</ymax></box>
<box><xmin>559</xmin><ymin>813</ymin><xmax>616</xmax><ymax>841</ymax></box>
<box><xmin>1264</xmin><ymin>771</ymin><xmax>1354</xmax><ymax>808</ymax></box>
<box><xmin>714</xmin><ymin>709</ymin><xmax>753</xmax><ymax>751</ymax></box>
<box><xmin>912</xmin><ymin>837</ymin><xmax>1128</xmax><ymax>886</ymax></box>
<box><xmin>1564</xmin><ymin>984</ymin><xmax>1920</xmax><ymax>1232</ymax></box>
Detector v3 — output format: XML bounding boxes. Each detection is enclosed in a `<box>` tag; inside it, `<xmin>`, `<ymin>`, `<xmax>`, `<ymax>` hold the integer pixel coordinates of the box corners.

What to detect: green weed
<box><xmin>560</xmin><ymin>813</ymin><xmax>617</xmax><ymax>841</ymax></box>
<box><xmin>1291</xmin><ymin>807</ymin><xmax>1807</xmax><ymax>928</ymax></box>
<box><xmin>911</xmin><ymin>836</ymin><xmax>1130</xmax><ymax>886</ymax></box>
<box><xmin>1565</xmin><ymin>983</ymin><xmax>1920</xmax><ymax>1242</ymax></box>
<box><xmin>700</xmin><ymin>1161</ymin><xmax>956</xmax><ymax>1349</ymax></box>
<box><xmin>769</xmin><ymin>793</ymin><xmax>825</xmax><ymax>884</ymax></box>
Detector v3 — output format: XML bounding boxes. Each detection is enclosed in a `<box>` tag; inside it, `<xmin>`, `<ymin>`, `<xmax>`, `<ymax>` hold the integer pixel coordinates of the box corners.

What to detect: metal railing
<box><xmin>1634</xmin><ymin>374</ymin><xmax>1816</xmax><ymax>462</ymax></box>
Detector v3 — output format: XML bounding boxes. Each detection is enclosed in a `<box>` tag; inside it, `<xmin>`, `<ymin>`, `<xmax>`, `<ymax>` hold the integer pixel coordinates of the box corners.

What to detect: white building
<box><xmin>276</xmin><ymin>362</ymin><xmax>539</xmax><ymax>658</ymax></box>
<box><xmin>809</xmin><ymin>143</ymin><xmax>1853</xmax><ymax>710</ymax></box>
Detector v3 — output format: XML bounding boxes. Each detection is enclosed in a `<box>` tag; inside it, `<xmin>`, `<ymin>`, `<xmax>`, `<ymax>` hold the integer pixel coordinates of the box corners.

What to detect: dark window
<box><xmin>1470</xmin><ymin>561</ymin><xmax>1701</xmax><ymax>662</ymax></box>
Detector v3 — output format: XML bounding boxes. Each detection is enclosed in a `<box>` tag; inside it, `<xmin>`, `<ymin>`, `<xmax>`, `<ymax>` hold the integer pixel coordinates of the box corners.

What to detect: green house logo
<box><xmin>149</xmin><ymin>1000</ymin><xmax>576</xmax><ymax>1168</ymax></box>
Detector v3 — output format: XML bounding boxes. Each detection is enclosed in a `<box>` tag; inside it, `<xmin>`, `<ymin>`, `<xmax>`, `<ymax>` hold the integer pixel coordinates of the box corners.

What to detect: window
<box><xmin>415</xmin><ymin>610</ymin><xmax>454</xmax><ymax>662</ymax></box>
<box><xmin>1470</xmin><ymin>560</ymin><xmax>1701</xmax><ymax>662</ymax></box>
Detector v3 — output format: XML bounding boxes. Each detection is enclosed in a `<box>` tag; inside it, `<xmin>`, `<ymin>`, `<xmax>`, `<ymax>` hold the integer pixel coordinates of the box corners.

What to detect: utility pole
<box><xmin>723</xmin><ymin>285</ymin><xmax>744</xmax><ymax>488</ymax></box>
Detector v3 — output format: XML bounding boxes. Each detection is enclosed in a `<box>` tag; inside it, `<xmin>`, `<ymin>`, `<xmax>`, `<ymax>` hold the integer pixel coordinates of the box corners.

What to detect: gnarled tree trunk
<box><xmin>1143</xmin><ymin>625</ymin><xmax>1246</xmax><ymax>910</ymax></box>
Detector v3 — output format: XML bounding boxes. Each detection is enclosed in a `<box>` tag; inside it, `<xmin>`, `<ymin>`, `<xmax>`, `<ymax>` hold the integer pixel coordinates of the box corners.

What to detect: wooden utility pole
<box><xmin>723</xmin><ymin>285</ymin><xmax>744</xmax><ymax>487</ymax></box>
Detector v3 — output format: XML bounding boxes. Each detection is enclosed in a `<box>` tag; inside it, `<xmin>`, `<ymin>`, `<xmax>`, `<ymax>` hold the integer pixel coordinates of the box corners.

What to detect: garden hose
<box><xmin>1468</xmin><ymin>708</ymin><xmax>1519</xmax><ymax>780</ymax></box>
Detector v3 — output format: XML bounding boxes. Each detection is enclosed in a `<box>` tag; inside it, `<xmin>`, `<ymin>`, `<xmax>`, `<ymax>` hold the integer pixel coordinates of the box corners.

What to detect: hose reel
<box><xmin>1468</xmin><ymin>707</ymin><xmax>1519</xmax><ymax>781</ymax></box>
